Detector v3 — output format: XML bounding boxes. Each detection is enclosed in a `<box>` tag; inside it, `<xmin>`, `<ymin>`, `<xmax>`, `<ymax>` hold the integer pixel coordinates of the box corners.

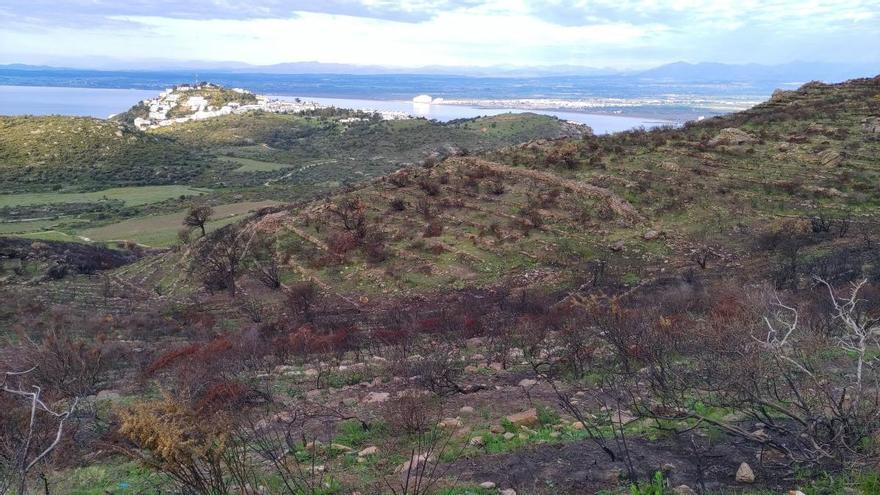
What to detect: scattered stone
<box><xmin>518</xmin><ymin>378</ymin><xmax>537</xmax><ymax>388</ymax></box>
<box><xmin>549</xmin><ymin>431</ymin><xmax>561</xmax><ymax>438</ymax></box>
<box><xmin>362</xmin><ymin>392</ymin><xmax>390</xmax><ymax>404</ymax></box>
<box><xmin>672</xmin><ymin>485</ymin><xmax>697</xmax><ymax>495</ymax></box>
<box><xmin>610</xmin><ymin>240</ymin><xmax>625</xmax><ymax>252</ymax></box>
<box><xmin>789</xmin><ymin>491</ymin><xmax>806</xmax><ymax>495</ymax></box>
<box><xmin>330</xmin><ymin>443</ymin><xmax>353</xmax><ymax>453</ymax></box>
<box><xmin>643</xmin><ymin>229</ymin><xmax>661</xmax><ymax>241</ymax></box>
<box><xmin>304</xmin><ymin>368</ymin><xmax>319</xmax><ymax>377</ymax></box>
<box><xmin>602</xmin><ymin>468</ymin><xmax>622</xmax><ymax>483</ymax></box>
<box><xmin>489</xmin><ymin>362</ymin><xmax>504</xmax><ymax>371</ymax></box>
<box><xmin>708</xmin><ymin>127</ymin><xmax>757</xmax><ymax>146</ymax></box>
<box><xmin>460</xmin><ymin>406</ymin><xmax>475</xmax><ymax>414</ymax></box>
<box><xmin>95</xmin><ymin>389</ymin><xmax>121</xmax><ymax>401</ymax></box>
<box><xmin>438</xmin><ymin>417</ymin><xmax>463</xmax><ymax>429</ymax></box>
<box><xmin>304</xmin><ymin>440</ymin><xmax>322</xmax><ymax>452</ymax></box>
<box><xmin>862</xmin><ymin>117</ymin><xmax>880</xmax><ymax>134</ymax></box>
<box><xmin>464</xmin><ymin>365</ymin><xmax>480</xmax><ymax>373</ymax></box>
<box><xmin>342</xmin><ymin>397</ymin><xmax>358</xmax><ymax>407</ymax></box>
<box><xmin>471</xmin><ymin>353</ymin><xmax>485</xmax><ymax>361</ymax></box>
<box><xmin>490</xmin><ymin>424</ymin><xmax>505</xmax><ymax>434</ymax></box>
<box><xmin>358</xmin><ymin>446</ymin><xmax>378</xmax><ymax>457</ymax></box>
<box><xmin>662</xmin><ymin>462</ymin><xmax>676</xmax><ymax>473</ymax></box>
<box><xmin>397</xmin><ymin>454</ymin><xmax>430</xmax><ymax>473</ymax></box>
<box><xmin>571</xmin><ymin>421</ymin><xmax>585</xmax><ymax>430</ymax></box>
<box><xmin>479</xmin><ymin>481</ymin><xmax>496</xmax><ymax>489</ymax></box>
<box><xmin>305</xmin><ymin>389</ymin><xmax>322</xmax><ymax>399</ymax></box>
<box><xmin>735</xmin><ymin>462</ymin><xmax>755</xmax><ymax>483</ymax></box>
<box><xmin>818</xmin><ymin>149</ymin><xmax>843</xmax><ymax>167</ymax></box>
<box><xmin>500</xmin><ymin>490</ymin><xmax>517</xmax><ymax>495</ymax></box>
<box><xmin>505</xmin><ymin>408</ymin><xmax>539</xmax><ymax>428</ymax></box>
<box><xmin>503</xmin><ymin>432</ymin><xmax>516</xmax><ymax>440</ymax></box>
<box><xmin>468</xmin><ymin>436</ymin><xmax>484</xmax><ymax>447</ymax></box>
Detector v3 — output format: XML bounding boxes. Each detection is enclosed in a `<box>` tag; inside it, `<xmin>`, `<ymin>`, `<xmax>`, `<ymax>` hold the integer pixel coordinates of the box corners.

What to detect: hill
<box><xmin>0</xmin><ymin>115</ymin><xmax>203</xmax><ymax>191</ymax></box>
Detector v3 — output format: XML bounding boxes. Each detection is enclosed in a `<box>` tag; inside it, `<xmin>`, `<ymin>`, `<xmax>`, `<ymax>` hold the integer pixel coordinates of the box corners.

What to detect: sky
<box><xmin>1</xmin><ymin>0</ymin><xmax>879</xmax><ymax>69</ymax></box>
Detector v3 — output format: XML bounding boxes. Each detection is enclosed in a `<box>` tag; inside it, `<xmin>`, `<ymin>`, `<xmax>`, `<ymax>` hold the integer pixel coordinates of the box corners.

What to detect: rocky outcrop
<box><xmin>708</xmin><ymin>128</ymin><xmax>757</xmax><ymax>147</ymax></box>
<box><xmin>863</xmin><ymin>117</ymin><xmax>880</xmax><ymax>134</ymax></box>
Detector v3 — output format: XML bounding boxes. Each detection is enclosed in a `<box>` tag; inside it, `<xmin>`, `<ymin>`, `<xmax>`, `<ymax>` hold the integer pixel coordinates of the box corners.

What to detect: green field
<box><xmin>79</xmin><ymin>200</ymin><xmax>279</xmax><ymax>246</ymax></box>
<box><xmin>225</xmin><ymin>157</ymin><xmax>293</xmax><ymax>172</ymax></box>
<box><xmin>0</xmin><ymin>185</ymin><xmax>210</xmax><ymax>208</ymax></box>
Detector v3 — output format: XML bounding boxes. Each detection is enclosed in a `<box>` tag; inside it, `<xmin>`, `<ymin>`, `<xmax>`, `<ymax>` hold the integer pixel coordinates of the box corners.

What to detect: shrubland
<box><xmin>1</xmin><ymin>77</ymin><xmax>880</xmax><ymax>494</ymax></box>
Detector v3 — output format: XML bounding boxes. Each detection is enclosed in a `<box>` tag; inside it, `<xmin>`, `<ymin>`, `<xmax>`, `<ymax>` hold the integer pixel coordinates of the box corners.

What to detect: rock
<box><xmin>735</xmin><ymin>462</ymin><xmax>755</xmax><ymax>483</ymax></box>
<box><xmin>818</xmin><ymin>149</ymin><xmax>843</xmax><ymax>167</ymax></box>
<box><xmin>358</xmin><ymin>446</ymin><xmax>378</xmax><ymax>457</ymax></box>
<box><xmin>789</xmin><ymin>491</ymin><xmax>806</xmax><ymax>495</ymax></box>
<box><xmin>610</xmin><ymin>240</ymin><xmax>625</xmax><ymax>252</ymax></box>
<box><xmin>489</xmin><ymin>362</ymin><xmax>504</xmax><ymax>371</ymax></box>
<box><xmin>500</xmin><ymin>489</ymin><xmax>516</xmax><ymax>495</ymax></box>
<box><xmin>464</xmin><ymin>365</ymin><xmax>480</xmax><ymax>373</ymax></box>
<box><xmin>471</xmin><ymin>353</ymin><xmax>485</xmax><ymax>361</ymax></box>
<box><xmin>304</xmin><ymin>368</ymin><xmax>319</xmax><ymax>377</ymax></box>
<box><xmin>305</xmin><ymin>389</ymin><xmax>322</xmax><ymax>399</ymax></box>
<box><xmin>490</xmin><ymin>424</ymin><xmax>505</xmax><ymax>434</ymax></box>
<box><xmin>460</xmin><ymin>406</ymin><xmax>475</xmax><ymax>414</ymax></box>
<box><xmin>602</xmin><ymin>468</ymin><xmax>622</xmax><ymax>483</ymax></box>
<box><xmin>95</xmin><ymin>389</ymin><xmax>121</xmax><ymax>401</ymax></box>
<box><xmin>479</xmin><ymin>481</ymin><xmax>496</xmax><ymax>489</ymax></box>
<box><xmin>397</xmin><ymin>453</ymin><xmax>430</xmax><ymax>473</ymax></box>
<box><xmin>661</xmin><ymin>161</ymin><xmax>680</xmax><ymax>172</ymax></box>
<box><xmin>643</xmin><ymin>229</ymin><xmax>661</xmax><ymax>241</ymax></box>
<box><xmin>571</xmin><ymin>421</ymin><xmax>585</xmax><ymax>430</ymax></box>
<box><xmin>503</xmin><ymin>432</ymin><xmax>516</xmax><ymax>440</ymax></box>
<box><xmin>342</xmin><ymin>397</ymin><xmax>358</xmax><ymax>407</ymax></box>
<box><xmin>708</xmin><ymin>128</ymin><xmax>757</xmax><ymax>146</ymax></box>
<box><xmin>549</xmin><ymin>431</ymin><xmax>561</xmax><ymax>438</ymax></box>
<box><xmin>506</xmin><ymin>408</ymin><xmax>539</xmax><ymax>428</ymax></box>
<box><xmin>330</xmin><ymin>443</ymin><xmax>353</xmax><ymax>453</ymax></box>
<box><xmin>672</xmin><ymin>485</ymin><xmax>697</xmax><ymax>495</ymax></box>
<box><xmin>362</xmin><ymin>392</ymin><xmax>390</xmax><ymax>404</ymax></box>
<box><xmin>438</xmin><ymin>417</ymin><xmax>463</xmax><ymax>429</ymax></box>
<box><xmin>304</xmin><ymin>440</ymin><xmax>322</xmax><ymax>451</ymax></box>
<box><xmin>662</xmin><ymin>462</ymin><xmax>676</xmax><ymax>473</ymax></box>
<box><xmin>863</xmin><ymin>117</ymin><xmax>880</xmax><ymax>134</ymax></box>
<box><xmin>518</xmin><ymin>378</ymin><xmax>538</xmax><ymax>388</ymax></box>
<box><xmin>468</xmin><ymin>436</ymin><xmax>484</xmax><ymax>447</ymax></box>
<box><xmin>750</xmin><ymin>429</ymin><xmax>770</xmax><ymax>441</ymax></box>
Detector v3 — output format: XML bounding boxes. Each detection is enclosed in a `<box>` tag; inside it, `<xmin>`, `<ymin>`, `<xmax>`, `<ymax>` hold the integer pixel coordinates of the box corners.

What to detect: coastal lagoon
<box><xmin>0</xmin><ymin>85</ymin><xmax>672</xmax><ymax>134</ymax></box>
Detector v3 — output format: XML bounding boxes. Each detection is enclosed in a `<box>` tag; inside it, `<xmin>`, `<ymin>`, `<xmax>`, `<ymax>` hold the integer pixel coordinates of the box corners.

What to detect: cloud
<box><xmin>1</xmin><ymin>0</ymin><xmax>878</xmax><ymax>68</ymax></box>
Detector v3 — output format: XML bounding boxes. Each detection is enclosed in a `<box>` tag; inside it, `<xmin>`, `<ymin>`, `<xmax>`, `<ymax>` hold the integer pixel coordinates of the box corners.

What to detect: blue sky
<box><xmin>1</xmin><ymin>0</ymin><xmax>878</xmax><ymax>69</ymax></box>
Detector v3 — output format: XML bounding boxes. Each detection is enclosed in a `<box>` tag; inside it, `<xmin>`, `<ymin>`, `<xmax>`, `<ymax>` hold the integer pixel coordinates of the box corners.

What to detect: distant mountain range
<box><xmin>1</xmin><ymin>60</ymin><xmax>876</xmax><ymax>82</ymax></box>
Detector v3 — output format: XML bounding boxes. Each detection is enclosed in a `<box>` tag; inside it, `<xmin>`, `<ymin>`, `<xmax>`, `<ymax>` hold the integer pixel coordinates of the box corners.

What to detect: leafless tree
<box><xmin>191</xmin><ymin>225</ymin><xmax>246</xmax><ymax>297</ymax></box>
<box><xmin>1</xmin><ymin>367</ymin><xmax>78</xmax><ymax>495</ymax></box>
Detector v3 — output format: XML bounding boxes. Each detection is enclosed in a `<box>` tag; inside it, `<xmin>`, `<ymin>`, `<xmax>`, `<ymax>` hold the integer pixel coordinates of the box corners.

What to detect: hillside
<box><xmin>134</xmin><ymin>76</ymin><xmax>880</xmax><ymax>299</ymax></box>
<box><xmin>0</xmin><ymin>115</ymin><xmax>203</xmax><ymax>191</ymax></box>
<box><xmin>2</xmin><ymin>77</ymin><xmax>880</xmax><ymax>495</ymax></box>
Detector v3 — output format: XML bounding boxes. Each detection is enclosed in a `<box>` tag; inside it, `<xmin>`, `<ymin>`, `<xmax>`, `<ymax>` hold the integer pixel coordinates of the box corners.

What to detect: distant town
<box><xmin>128</xmin><ymin>83</ymin><xmax>410</xmax><ymax>130</ymax></box>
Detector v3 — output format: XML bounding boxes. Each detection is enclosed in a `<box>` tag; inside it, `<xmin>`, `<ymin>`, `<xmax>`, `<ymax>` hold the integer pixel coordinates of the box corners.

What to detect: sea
<box><xmin>0</xmin><ymin>70</ymin><xmax>774</xmax><ymax>134</ymax></box>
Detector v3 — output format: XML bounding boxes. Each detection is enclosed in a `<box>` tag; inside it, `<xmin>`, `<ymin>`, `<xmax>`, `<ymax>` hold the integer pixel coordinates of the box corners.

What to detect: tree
<box><xmin>184</xmin><ymin>205</ymin><xmax>213</xmax><ymax>237</ymax></box>
<box><xmin>1</xmin><ymin>367</ymin><xmax>79</xmax><ymax>495</ymax></box>
<box><xmin>191</xmin><ymin>225</ymin><xmax>245</xmax><ymax>297</ymax></box>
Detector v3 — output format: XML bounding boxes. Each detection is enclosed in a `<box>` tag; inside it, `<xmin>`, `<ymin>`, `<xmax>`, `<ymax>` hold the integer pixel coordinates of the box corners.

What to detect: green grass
<box><xmin>0</xmin><ymin>185</ymin><xmax>209</xmax><ymax>207</ymax></box>
<box><xmin>50</xmin><ymin>460</ymin><xmax>167</xmax><ymax>495</ymax></box>
<box><xmin>79</xmin><ymin>200</ymin><xmax>279</xmax><ymax>246</ymax></box>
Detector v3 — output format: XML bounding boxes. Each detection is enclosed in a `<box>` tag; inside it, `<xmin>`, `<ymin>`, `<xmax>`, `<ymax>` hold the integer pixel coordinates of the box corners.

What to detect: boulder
<box><xmin>358</xmin><ymin>446</ymin><xmax>378</xmax><ymax>457</ymax></box>
<box><xmin>817</xmin><ymin>149</ymin><xmax>843</xmax><ymax>167</ymax></box>
<box><xmin>460</xmin><ymin>406</ymin><xmax>475</xmax><ymax>414</ymax></box>
<box><xmin>643</xmin><ymin>229</ymin><xmax>662</xmax><ymax>241</ymax></box>
<box><xmin>505</xmin><ymin>408</ymin><xmax>539</xmax><ymax>428</ymax></box>
<box><xmin>500</xmin><ymin>490</ymin><xmax>517</xmax><ymax>495</ymax></box>
<box><xmin>468</xmin><ymin>436</ymin><xmax>485</xmax><ymax>447</ymax></box>
<box><xmin>862</xmin><ymin>117</ymin><xmax>880</xmax><ymax>134</ymax></box>
<box><xmin>735</xmin><ymin>462</ymin><xmax>755</xmax><ymax>483</ymax></box>
<box><xmin>362</xmin><ymin>392</ymin><xmax>390</xmax><ymax>404</ymax></box>
<box><xmin>672</xmin><ymin>485</ymin><xmax>697</xmax><ymax>495</ymax></box>
<box><xmin>479</xmin><ymin>481</ymin><xmax>496</xmax><ymax>489</ymax></box>
<box><xmin>503</xmin><ymin>432</ymin><xmax>516</xmax><ymax>440</ymax></box>
<box><xmin>438</xmin><ymin>417</ymin><xmax>463</xmax><ymax>429</ymax></box>
<box><xmin>708</xmin><ymin>128</ymin><xmax>757</xmax><ymax>147</ymax></box>
<box><xmin>518</xmin><ymin>378</ymin><xmax>538</xmax><ymax>388</ymax></box>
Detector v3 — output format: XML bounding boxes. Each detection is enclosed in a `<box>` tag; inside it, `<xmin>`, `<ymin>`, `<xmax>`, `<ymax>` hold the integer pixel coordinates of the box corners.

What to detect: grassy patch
<box><xmin>0</xmin><ymin>185</ymin><xmax>209</xmax><ymax>208</ymax></box>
